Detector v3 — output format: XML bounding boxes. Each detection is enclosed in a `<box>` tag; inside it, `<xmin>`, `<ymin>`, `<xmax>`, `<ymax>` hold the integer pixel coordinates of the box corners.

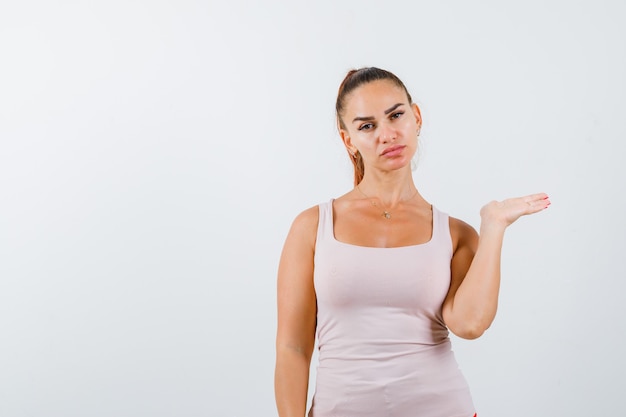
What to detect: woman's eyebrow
<box><xmin>384</xmin><ymin>103</ymin><xmax>404</xmax><ymax>115</ymax></box>
<box><xmin>352</xmin><ymin>103</ymin><xmax>405</xmax><ymax>124</ymax></box>
<box><xmin>352</xmin><ymin>115</ymin><xmax>374</xmax><ymax>123</ymax></box>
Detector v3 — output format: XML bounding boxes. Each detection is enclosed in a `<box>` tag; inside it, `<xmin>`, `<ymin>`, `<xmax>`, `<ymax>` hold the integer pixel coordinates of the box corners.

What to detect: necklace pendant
<box><xmin>383</xmin><ymin>211</ymin><xmax>391</xmax><ymax>219</ymax></box>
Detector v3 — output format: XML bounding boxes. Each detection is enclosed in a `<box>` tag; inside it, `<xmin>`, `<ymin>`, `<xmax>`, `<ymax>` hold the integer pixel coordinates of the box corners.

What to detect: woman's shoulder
<box><xmin>290</xmin><ymin>191</ymin><xmax>355</xmax><ymax>233</ymax></box>
<box><xmin>447</xmin><ymin>214</ymin><xmax>479</xmax><ymax>250</ymax></box>
<box><xmin>448</xmin><ymin>215</ymin><xmax>475</xmax><ymax>233</ymax></box>
<box><xmin>291</xmin><ymin>204</ymin><xmax>320</xmax><ymax>232</ymax></box>
<box><xmin>327</xmin><ymin>190</ymin><xmax>359</xmax><ymax>211</ymax></box>
<box><xmin>281</xmin><ymin>204</ymin><xmax>321</xmax><ymax>254</ymax></box>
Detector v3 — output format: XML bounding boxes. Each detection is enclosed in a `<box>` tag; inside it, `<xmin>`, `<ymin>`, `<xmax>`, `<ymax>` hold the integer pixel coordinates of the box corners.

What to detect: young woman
<box><xmin>274</xmin><ymin>67</ymin><xmax>549</xmax><ymax>417</ymax></box>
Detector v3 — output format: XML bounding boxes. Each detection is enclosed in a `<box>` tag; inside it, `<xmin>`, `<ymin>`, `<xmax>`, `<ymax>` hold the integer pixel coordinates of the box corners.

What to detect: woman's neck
<box><xmin>357</xmin><ymin>169</ymin><xmax>421</xmax><ymax>208</ymax></box>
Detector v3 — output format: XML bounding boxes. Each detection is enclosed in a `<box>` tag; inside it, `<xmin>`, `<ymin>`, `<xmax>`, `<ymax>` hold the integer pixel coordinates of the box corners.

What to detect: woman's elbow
<box><xmin>447</xmin><ymin>316</ymin><xmax>492</xmax><ymax>340</ymax></box>
<box><xmin>451</xmin><ymin>325</ymin><xmax>486</xmax><ymax>340</ymax></box>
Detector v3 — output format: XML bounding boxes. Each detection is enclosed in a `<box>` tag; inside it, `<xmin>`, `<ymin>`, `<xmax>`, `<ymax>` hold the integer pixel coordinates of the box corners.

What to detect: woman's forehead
<box><xmin>344</xmin><ymin>80</ymin><xmax>408</xmax><ymax>115</ymax></box>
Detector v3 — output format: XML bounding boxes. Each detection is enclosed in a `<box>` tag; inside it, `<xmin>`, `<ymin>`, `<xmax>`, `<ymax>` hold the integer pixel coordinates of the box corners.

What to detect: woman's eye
<box><xmin>391</xmin><ymin>111</ymin><xmax>404</xmax><ymax>119</ymax></box>
<box><xmin>358</xmin><ymin>123</ymin><xmax>374</xmax><ymax>131</ymax></box>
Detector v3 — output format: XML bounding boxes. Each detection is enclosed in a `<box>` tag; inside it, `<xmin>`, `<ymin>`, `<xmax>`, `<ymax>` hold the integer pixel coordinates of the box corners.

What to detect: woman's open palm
<box><xmin>480</xmin><ymin>193</ymin><xmax>550</xmax><ymax>229</ymax></box>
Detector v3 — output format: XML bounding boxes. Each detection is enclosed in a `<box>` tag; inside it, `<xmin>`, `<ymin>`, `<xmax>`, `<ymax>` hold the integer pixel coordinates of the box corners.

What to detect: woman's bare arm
<box><xmin>275</xmin><ymin>207</ymin><xmax>318</xmax><ymax>417</ymax></box>
<box><xmin>443</xmin><ymin>193</ymin><xmax>550</xmax><ymax>339</ymax></box>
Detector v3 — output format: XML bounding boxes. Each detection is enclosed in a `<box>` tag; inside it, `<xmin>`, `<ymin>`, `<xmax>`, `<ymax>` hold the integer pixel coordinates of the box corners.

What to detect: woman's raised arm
<box><xmin>443</xmin><ymin>193</ymin><xmax>550</xmax><ymax>339</ymax></box>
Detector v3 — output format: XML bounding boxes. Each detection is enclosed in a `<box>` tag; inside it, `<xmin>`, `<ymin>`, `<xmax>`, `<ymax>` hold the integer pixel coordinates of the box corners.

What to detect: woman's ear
<box><xmin>340</xmin><ymin>128</ymin><xmax>357</xmax><ymax>155</ymax></box>
<box><xmin>412</xmin><ymin>103</ymin><xmax>422</xmax><ymax>131</ymax></box>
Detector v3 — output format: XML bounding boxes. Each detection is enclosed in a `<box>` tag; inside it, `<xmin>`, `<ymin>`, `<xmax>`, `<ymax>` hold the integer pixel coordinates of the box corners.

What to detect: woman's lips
<box><xmin>381</xmin><ymin>145</ymin><xmax>406</xmax><ymax>157</ymax></box>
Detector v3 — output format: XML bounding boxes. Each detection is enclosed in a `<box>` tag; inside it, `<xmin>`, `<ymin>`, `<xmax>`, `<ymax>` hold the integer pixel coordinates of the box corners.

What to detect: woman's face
<box><xmin>340</xmin><ymin>80</ymin><xmax>421</xmax><ymax>175</ymax></box>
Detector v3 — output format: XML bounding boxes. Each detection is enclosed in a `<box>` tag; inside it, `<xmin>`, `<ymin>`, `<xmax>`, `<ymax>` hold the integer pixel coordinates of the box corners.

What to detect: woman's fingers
<box><xmin>482</xmin><ymin>193</ymin><xmax>550</xmax><ymax>228</ymax></box>
<box><xmin>520</xmin><ymin>193</ymin><xmax>551</xmax><ymax>214</ymax></box>
<box><xmin>523</xmin><ymin>192</ymin><xmax>550</xmax><ymax>203</ymax></box>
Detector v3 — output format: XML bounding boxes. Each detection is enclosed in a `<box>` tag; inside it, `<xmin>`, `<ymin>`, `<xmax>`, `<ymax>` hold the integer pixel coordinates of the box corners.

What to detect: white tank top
<box><xmin>309</xmin><ymin>199</ymin><xmax>475</xmax><ymax>417</ymax></box>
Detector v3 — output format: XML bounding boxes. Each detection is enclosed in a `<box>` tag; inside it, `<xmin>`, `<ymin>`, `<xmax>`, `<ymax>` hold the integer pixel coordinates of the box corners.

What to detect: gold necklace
<box><xmin>356</xmin><ymin>185</ymin><xmax>419</xmax><ymax>220</ymax></box>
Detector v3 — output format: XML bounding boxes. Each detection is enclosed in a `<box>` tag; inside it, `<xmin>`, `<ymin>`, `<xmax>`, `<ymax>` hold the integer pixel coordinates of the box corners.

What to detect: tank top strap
<box><xmin>316</xmin><ymin>199</ymin><xmax>334</xmax><ymax>244</ymax></box>
<box><xmin>431</xmin><ymin>206</ymin><xmax>453</xmax><ymax>257</ymax></box>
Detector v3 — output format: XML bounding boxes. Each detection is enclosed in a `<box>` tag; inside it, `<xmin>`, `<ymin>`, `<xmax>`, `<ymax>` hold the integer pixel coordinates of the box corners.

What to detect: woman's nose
<box><xmin>379</xmin><ymin>122</ymin><xmax>396</xmax><ymax>143</ymax></box>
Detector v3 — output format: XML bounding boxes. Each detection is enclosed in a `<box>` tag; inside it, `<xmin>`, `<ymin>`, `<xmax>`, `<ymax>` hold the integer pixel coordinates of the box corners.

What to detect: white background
<box><xmin>1</xmin><ymin>1</ymin><xmax>625</xmax><ymax>416</ymax></box>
